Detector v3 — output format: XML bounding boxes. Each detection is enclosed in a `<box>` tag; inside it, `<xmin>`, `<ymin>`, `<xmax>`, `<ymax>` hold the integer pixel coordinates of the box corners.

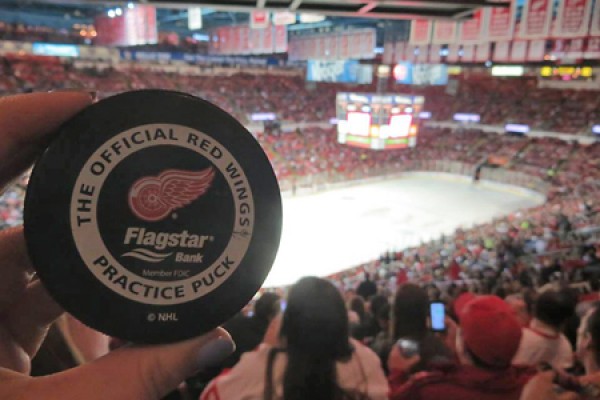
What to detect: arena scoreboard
<box><xmin>336</xmin><ymin>93</ymin><xmax>424</xmax><ymax>150</ymax></box>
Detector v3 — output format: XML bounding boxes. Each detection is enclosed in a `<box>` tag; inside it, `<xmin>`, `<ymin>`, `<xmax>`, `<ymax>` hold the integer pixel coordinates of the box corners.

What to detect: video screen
<box><xmin>336</xmin><ymin>93</ymin><xmax>423</xmax><ymax>150</ymax></box>
<box><xmin>347</xmin><ymin>112</ymin><xmax>371</xmax><ymax>136</ymax></box>
<box><xmin>394</xmin><ymin>63</ymin><xmax>448</xmax><ymax>86</ymax></box>
<box><xmin>389</xmin><ymin>114</ymin><xmax>413</xmax><ymax>138</ymax></box>
<box><xmin>306</xmin><ymin>60</ymin><xmax>373</xmax><ymax>84</ymax></box>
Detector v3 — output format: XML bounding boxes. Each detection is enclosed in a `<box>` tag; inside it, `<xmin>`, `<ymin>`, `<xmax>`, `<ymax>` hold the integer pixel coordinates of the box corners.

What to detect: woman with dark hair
<box><xmin>350</xmin><ymin>296</ymin><xmax>367</xmax><ymax>324</ymax></box>
<box><xmin>385</xmin><ymin>284</ymin><xmax>452</xmax><ymax>379</ymax></box>
<box><xmin>393</xmin><ymin>284</ymin><xmax>430</xmax><ymax>340</ymax></box>
<box><xmin>349</xmin><ymin>295</ymin><xmax>368</xmax><ymax>340</ymax></box>
<box><xmin>200</xmin><ymin>277</ymin><xmax>389</xmax><ymax>400</ymax></box>
<box><xmin>363</xmin><ymin>295</ymin><xmax>390</xmax><ymax>340</ymax></box>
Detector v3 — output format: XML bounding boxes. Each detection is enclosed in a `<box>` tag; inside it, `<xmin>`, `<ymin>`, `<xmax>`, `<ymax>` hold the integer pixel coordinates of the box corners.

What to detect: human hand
<box><xmin>0</xmin><ymin>92</ymin><xmax>235</xmax><ymax>400</ymax></box>
<box><xmin>520</xmin><ymin>371</ymin><xmax>579</xmax><ymax>400</ymax></box>
<box><xmin>263</xmin><ymin>314</ymin><xmax>282</xmax><ymax>346</ymax></box>
<box><xmin>387</xmin><ymin>345</ymin><xmax>420</xmax><ymax>374</ymax></box>
<box><xmin>578</xmin><ymin>371</ymin><xmax>600</xmax><ymax>387</ymax></box>
<box><xmin>442</xmin><ymin>316</ymin><xmax>458</xmax><ymax>354</ymax></box>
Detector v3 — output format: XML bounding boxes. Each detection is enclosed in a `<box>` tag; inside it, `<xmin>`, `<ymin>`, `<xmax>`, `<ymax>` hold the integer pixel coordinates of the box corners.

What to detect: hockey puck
<box><xmin>24</xmin><ymin>90</ymin><xmax>282</xmax><ymax>343</ymax></box>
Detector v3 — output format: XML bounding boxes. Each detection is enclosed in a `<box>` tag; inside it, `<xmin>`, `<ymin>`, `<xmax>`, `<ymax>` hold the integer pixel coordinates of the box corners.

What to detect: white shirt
<box><xmin>512</xmin><ymin>319</ymin><xmax>574</xmax><ymax>370</ymax></box>
<box><xmin>200</xmin><ymin>340</ymin><xmax>389</xmax><ymax>400</ymax></box>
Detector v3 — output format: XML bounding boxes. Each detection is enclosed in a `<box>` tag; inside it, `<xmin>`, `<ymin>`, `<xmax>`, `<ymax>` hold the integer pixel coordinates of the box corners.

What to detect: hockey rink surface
<box><xmin>263</xmin><ymin>173</ymin><xmax>545</xmax><ymax>287</ymax></box>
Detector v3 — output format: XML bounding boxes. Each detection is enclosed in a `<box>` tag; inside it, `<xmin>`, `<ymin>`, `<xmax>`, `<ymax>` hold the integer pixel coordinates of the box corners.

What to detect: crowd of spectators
<box><xmin>0</xmin><ymin>56</ymin><xmax>599</xmax><ymax>134</ymax></box>
<box><xmin>403</xmin><ymin>75</ymin><xmax>600</xmax><ymax>134</ymax></box>
<box><xmin>0</xmin><ymin>172</ymin><xmax>27</xmax><ymax>228</ymax></box>
<box><xmin>0</xmin><ymin>22</ymin><xmax>211</xmax><ymax>53</ymax></box>
<box><xmin>187</xmin><ymin>272</ymin><xmax>600</xmax><ymax>399</ymax></box>
<box><xmin>0</xmin><ymin>22</ymin><xmax>89</xmax><ymax>44</ymax></box>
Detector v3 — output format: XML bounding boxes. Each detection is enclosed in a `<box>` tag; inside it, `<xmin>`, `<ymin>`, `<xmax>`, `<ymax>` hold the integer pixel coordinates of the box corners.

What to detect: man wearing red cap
<box><xmin>390</xmin><ymin>295</ymin><xmax>535</xmax><ymax>400</ymax></box>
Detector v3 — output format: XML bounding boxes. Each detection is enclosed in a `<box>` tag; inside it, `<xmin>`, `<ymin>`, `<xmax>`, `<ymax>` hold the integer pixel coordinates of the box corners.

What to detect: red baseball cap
<box><xmin>456</xmin><ymin>295</ymin><xmax>522</xmax><ymax>368</ymax></box>
<box><xmin>453</xmin><ymin>292</ymin><xmax>476</xmax><ymax>320</ymax></box>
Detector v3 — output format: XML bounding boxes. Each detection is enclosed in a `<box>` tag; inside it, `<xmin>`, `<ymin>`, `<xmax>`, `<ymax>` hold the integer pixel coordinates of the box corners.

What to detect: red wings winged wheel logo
<box><xmin>128</xmin><ymin>167</ymin><xmax>216</xmax><ymax>222</ymax></box>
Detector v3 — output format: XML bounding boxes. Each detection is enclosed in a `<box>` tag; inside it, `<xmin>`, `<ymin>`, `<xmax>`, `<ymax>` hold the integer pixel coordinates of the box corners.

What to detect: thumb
<box><xmin>17</xmin><ymin>328</ymin><xmax>234</xmax><ymax>400</ymax></box>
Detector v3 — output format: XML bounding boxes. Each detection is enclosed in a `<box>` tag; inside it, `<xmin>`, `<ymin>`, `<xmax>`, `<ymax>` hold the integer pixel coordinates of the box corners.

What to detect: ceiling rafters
<box><xmin>289</xmin><ymin>0</ymin><xmax>303</xmax><ymax>11</ymax></box>
<box><xmin>38</xmin><ymin>0</ymin><xmax>510</xmax><ymax>20</ymax></box>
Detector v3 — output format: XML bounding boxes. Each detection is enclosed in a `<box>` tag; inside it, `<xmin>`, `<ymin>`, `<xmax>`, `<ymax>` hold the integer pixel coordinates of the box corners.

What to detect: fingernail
<box><xmin>48</xmin><ymin>89</ymin><xmax>97</xmax><ymax>101</ymax></box>
<box><xmin>196</xmin><ymin>337</ymin><xmax>235</xmax><ymax>370</ymax></box>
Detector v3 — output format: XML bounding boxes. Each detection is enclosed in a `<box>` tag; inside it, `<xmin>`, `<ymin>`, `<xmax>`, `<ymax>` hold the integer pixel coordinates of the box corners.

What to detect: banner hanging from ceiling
<box><xmin>409</xmin><ymin>19</ymin><xmax>433</xmax><ymax>45</ymax></box>
<box><xmin>520</xmin><ymin>0</ymin><xmax>554</xmax><ymax>39</ymax></box>
<box><xmin>484</xmin><ymin>0</ymin><xmax>516</xmax><ymax>41</ymax></box>
<box><xmin>554</xmin><ymin>0</ymin><xmax>593</xmax><ymax>38</ymax></box>
<box><xmin>432</xmin><ymin>21</ymin><xmax>457</xmax><ymax>44</ymax></box>
<box><xmin>459</xmin><ymin>10</ymin><xmax>485</xmax><ymax>43</ymax></box>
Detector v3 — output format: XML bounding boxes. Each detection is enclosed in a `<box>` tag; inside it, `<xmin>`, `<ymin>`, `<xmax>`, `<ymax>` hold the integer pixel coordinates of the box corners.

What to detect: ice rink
<box><xmin>263</xmin><ymin>173</ymin><xmax>545</xmax><ymax>287</ymax></box>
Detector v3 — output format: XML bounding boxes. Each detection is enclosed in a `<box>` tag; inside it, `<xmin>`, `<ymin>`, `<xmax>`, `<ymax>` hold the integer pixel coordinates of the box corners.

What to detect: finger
<box><xmin>0</xmin><ymin>227</ymin><xmax>33</xmax><ymax>313</ymax></box>
<box><xmin>8</xmin><ymin>328</ymin><xmax>235</xmax><ymax>400</ymax></box>
<box><xmin>263</xmin><ymin>314</ymin><xmax>282</xmax><ymax>346</ymax></box>
<box><xmin>6</xmin><ymin>280</ymin><xmax>63</xmax><ymax>360</ymax></box>
<box><xmin>0</xmin><ymin>326</ymin><xmax>30</xmax><ymax>374</ymax></box>
<box><xmin>0</xmin><ymin>91</ymin><xmax>92</xmax><ymax>189</ymax></box>
<box><xmin>579</xmin><ymin>371</ymin><xmax>600</xmax><ymax>386</ymax></box>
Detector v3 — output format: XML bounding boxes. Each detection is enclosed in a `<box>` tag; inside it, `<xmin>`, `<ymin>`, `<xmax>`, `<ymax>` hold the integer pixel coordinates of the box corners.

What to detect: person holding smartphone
<box><xmin>385</xmin><ymin>284</ymin><xmax>452</xmax><ymax>380</ymax></box>
<box><xmin>390</xmin><ymin>295</ymin><xmax>536</xmax><ymax>400</ymax></box>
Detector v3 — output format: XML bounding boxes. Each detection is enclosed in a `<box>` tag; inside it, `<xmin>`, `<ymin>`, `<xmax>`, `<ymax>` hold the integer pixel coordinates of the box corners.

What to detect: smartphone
<box><xmin>280</xmin><ymin>300</ymin><xmax>287</xmax><ymax>312</ymax></box>
<box><xmin>430</xmin><ymin>302</ymin><xmax>446</xmax><ymax>332</ymax></box>
<box><xmin>396</xmin><ymin>339</ymin><xmax>420</xmax><ymax>358</ymax></box>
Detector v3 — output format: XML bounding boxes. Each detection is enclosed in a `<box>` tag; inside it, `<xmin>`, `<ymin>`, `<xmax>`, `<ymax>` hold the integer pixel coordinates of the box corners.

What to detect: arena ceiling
<box><xmin>0</xmin><ymin>0</ymin><xmax>510</xmax><ymax>41</ymax></box>
<box><xmin>98</xmin><ymin>0</ymin><xmax>510</xmax><ymax>20</ymax></box>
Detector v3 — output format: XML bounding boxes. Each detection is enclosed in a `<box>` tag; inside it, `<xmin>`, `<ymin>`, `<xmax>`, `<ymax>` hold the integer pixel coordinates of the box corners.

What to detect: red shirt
<box><xmin>396</xmin><ymin>269</ymin><xmax>408</xmax><ymax>285</ymax></box>
<box><xmin>390</xmin><ymin>364</ymin><xmax>535</xmax><ymax>400</ymax></box>
<box><xmin>448</xmin><ymin>261</ymin><xmax>461</xmax><ymax>281</ymax></box>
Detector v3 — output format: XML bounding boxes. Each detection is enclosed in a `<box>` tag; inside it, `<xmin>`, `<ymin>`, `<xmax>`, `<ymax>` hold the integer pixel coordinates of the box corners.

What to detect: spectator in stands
<box><xmin>576</xmin><ymin>304</ymin><xmax>600</xmax><ymax>378</ymax></box>
<box><xmin>506</xmin><ymin>294</ymin><xmax>534</xmax><ymax>327</ymax></box>
<box><xmin>348</xmin><ymin>295</ymin><xmax>368</xmax><ymax>340</ymax></box>
<box><xmin>425</xmin><ymin>283</ymin><xmax>442</xmax><ymax>302</ymax></box>
<box><xmin>390</xmin><ymin>295</ymin><xmax>534</xmax><ymax>400</ymax></box>
<box><xmin>557</xmin><ymin>212</ymin><xmax>573</xmax><ymax>239</ymax></box>
<box><xmin>356</xmin><ymin>272</ymin><xmax>377</xmax><ymax>300</ymax></box>
<box><xmin>187</xmin><ymin>293</ymin><xmax>282</xmax><ymax>397</ymax></box>
<box><xmin>387</xmin><ymin>284</ymin><xmax>452</xmax><ymax>381</ymax></box>
<box><xmin>201</xmin><ymin>277</ymin><xmax>389</xmax><ymax>400</ymax></box>
<box><xmin>540</xmin><ymin>259</ymin><xmax>563</xmax><ymax>285</ymax></box>
<box><xmin>513</xmin><ymin>289</ymin><xmax>576</xmax><ymax>369</ymax></box>
<box><xmin>221</xmin><ymin>292</ymin><xmax>281</xmax><ymax>368</ymax></box>
<box><xmin>548</xmin><ymin>303</ymin><xmax>600</xmax><ymax>398</ymax></box>
<box><xmin>370</xmin><ymin>303</ymin><xmax>392</xmax><ymax>372</ymax></box>
<box><xmin>518</xmin><ymin>303</ymin><xmax>600</xmax><ymax>399</ymax></box>
<box><xmin>363</xmin><ymin>295</ymin><xmax>389</xmax><ymax>339</ymax></box>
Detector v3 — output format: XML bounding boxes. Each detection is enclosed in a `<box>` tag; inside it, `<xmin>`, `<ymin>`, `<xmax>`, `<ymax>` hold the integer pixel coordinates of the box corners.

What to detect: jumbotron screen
<box><xmin>336</xmin><ymin>93</ymin><xmax>424</xmax><ymax>150</ymax></box>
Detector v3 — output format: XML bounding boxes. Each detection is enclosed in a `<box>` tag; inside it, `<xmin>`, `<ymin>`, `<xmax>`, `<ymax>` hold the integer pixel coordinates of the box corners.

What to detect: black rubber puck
<box><xmin>24</xmin><ymin>90</ymin><xmax>282</xmax><ymax>344</ymax></box>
